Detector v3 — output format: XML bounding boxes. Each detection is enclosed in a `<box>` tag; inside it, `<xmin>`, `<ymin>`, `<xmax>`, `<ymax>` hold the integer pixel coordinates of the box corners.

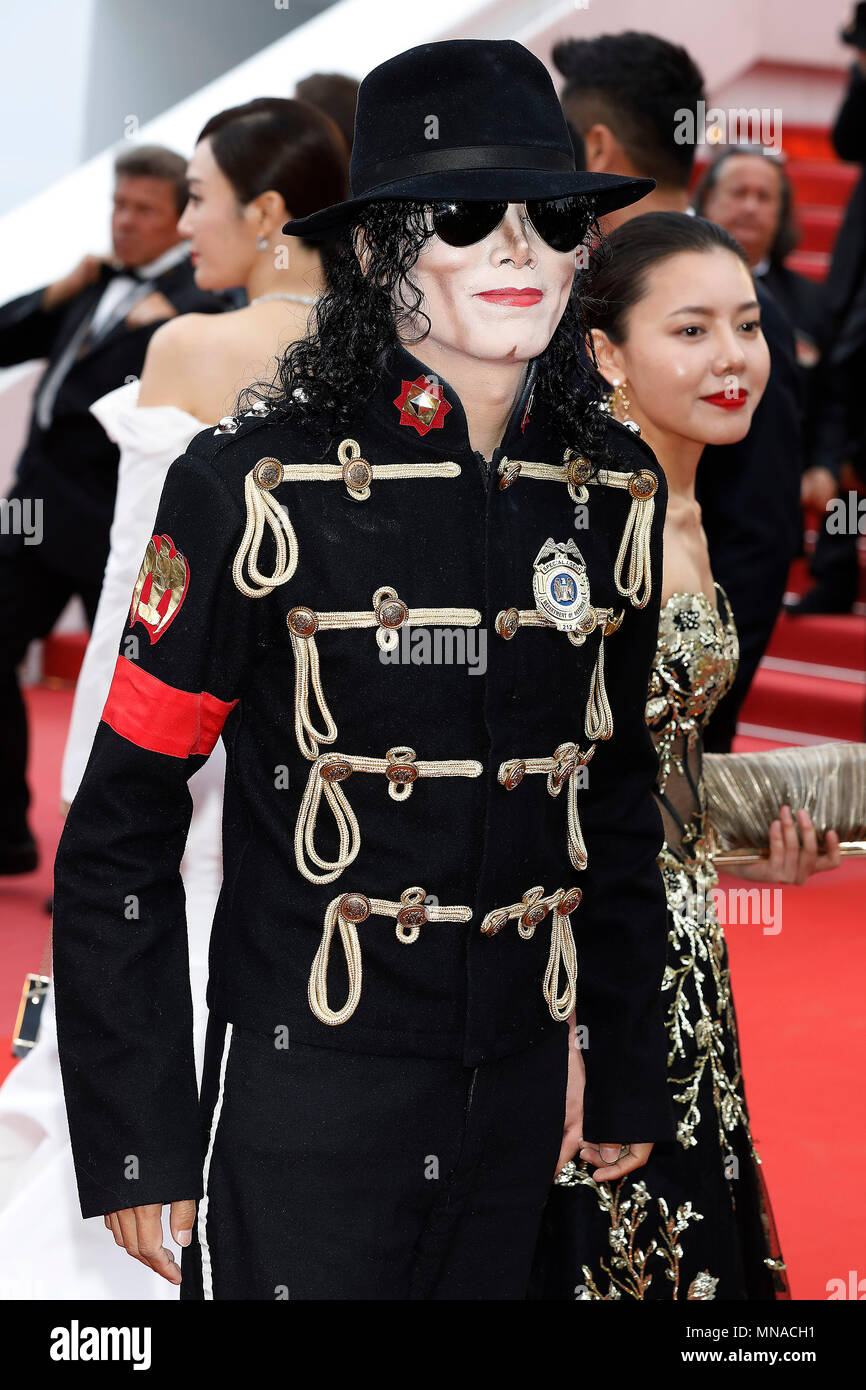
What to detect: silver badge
<box><xmin>532</xmin><ymin>537</ymin><xmax>592</xmax><ymax>631</ymax></box>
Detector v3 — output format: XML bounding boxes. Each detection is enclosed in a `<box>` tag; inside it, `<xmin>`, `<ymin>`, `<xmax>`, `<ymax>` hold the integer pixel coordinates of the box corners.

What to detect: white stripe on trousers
<box><xmin>197</xmin><ymin>1021</ymin><xmax>233</xmax><ymax>1301</ymax></box>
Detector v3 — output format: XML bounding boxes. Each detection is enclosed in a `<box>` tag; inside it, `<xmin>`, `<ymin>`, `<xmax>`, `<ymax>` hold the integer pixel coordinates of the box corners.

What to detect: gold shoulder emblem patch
<box><xmin>129</xmin><ymin>533</ymin><xmax>190</xmax><ymax>643</ymax></box>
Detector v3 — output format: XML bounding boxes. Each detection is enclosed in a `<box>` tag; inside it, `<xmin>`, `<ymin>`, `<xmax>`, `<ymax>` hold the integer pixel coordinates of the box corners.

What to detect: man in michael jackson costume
<box><xmin>53</xmin><ymin>39</ymin><xmax>675</xmax><ymax>1300</ymax></box>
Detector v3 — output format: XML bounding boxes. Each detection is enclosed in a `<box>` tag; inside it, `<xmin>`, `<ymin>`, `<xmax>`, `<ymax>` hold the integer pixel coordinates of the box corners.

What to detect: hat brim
<box><xmin>282</xmin><ymin>169</ymin><xmax>655</xmax><ymax>240</ymax></box>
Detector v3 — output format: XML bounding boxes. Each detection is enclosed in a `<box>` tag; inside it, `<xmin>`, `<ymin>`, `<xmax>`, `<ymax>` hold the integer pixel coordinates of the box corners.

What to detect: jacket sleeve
<box><xmin>833</xmin><ymin>63</ymin><xmax>866</xmax><ymax>163</ymax></box>
<box><xmin>0</xmin><ymin>287</ymin><xmax>65</xmax><ymax>366</ymax></box>
<box><xmin>52</xmin><ymin>443</ymin><xmax>275</xmax><ymax>1219</ymax></box>
<box><xmin>573</xmin><ymin>471</ymin><xmax>675</xmax><ymax>1143</ymax></box>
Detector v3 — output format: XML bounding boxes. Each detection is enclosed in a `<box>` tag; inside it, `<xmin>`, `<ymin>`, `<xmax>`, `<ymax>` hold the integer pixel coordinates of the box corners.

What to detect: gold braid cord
<box><xmin>587</xmin><ymin>468</ymin><xmax>658</xmax><ymax>610</ymax></box>
<box><xmin>287</xmin><ymin>587</ymin><xmax>481</xmax><ymax>758</ymax></box>
<box><xmin>494</xmin><ymin>606</ymin><xmax>625</xmax><ymax>743</ymax></box>
<box><xmin>233</xmin><ymin>458</ymin><xmax>298</xmax><ymax>597</ymax></box>
<box><xmin>494</xmin><ymin>603</ymin><xmax>619</xmax><ymax>648</ymax></box>
<box><xmin>480</xmin><ymin>884</ymin><xmax>583</xmax><ymax>1022</ymax></box>
<box><xmin>296</xmin><ymin>748</ymin><xmax>483</xmax><ymax>884</ymax></box>
<box><xmin>498</xmin><ymin>743</ymin><xmax>596</xmax><ymax>872</ymax></box>
<box><xmin>289</xmin><ymin>629</ymin><xmax>339</xmax><ymax>760</ymax></box>
<box><xmin>584</xmin><ymin>610</ymin><xmax>624</xmax><ymax>741</ymax></box>
<box><xmin>308</xmin><ymin>887</ymin><xmax>473</xmax><ymax>1025</ymax></box>
<box><xmin>231</xmin><ymin>442</ymin><xmax>462</xmax><ymax>598</ymax></box>
<box><xmin>493</xmin><ymin>453</ymin><xmax>657</xmax><ymax>610</ymax></box>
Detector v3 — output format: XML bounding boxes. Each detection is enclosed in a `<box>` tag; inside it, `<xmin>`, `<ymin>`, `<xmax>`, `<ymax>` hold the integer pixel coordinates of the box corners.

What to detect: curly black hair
<box><xmin>235</xmin><ymin>198</ymin><xmax>616</xmax><ymax>472</ymax></box>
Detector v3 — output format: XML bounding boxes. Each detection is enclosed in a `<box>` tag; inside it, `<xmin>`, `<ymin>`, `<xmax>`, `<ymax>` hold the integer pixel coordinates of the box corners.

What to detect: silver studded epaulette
<box><xmin>214</xmin><ymin>400</ymin><xmax>272</xmax><ymax>436</ymax></box>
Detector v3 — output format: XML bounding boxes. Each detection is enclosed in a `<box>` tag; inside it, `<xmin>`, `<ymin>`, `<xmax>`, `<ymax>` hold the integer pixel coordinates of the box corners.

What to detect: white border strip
<box><xmin>197</xmin><ymin>1021</ymin><xmax>233</xmax><ymax>1302</ymax></box>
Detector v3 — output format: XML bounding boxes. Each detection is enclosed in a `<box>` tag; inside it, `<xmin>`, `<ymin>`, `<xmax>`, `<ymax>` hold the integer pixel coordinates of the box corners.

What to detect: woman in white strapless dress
<box><xmin>0</xmin><ymin>94</ymin><xmax>346</xmax><ymax>1298</ymax></box>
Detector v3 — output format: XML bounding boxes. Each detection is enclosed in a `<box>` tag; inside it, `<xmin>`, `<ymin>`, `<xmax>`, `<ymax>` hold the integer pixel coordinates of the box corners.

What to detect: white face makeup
<box><xmin>401</xmin><ymin>203</ymin><xmax>579</xmax><ymax>365</ymax></box>
<box><xmin>592</xmin><ymin>248</ymin><xmax>771</xmax><ymax>449</ymax></box>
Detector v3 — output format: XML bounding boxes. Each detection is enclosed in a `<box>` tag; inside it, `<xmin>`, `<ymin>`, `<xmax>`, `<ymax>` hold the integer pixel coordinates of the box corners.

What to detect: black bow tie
<box><xmin>100</xmin><ymin>261</ymin><xmax>149</xmax><ymax>284</ymax></box>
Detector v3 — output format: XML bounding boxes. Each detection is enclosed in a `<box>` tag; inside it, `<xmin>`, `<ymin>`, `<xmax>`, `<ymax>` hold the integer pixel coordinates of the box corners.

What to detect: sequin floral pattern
<box><xmin>646</xmin><ymin>584</ymin><xmax>746</xmax><ymax>1152</ymax></box>
<box><xmin>549</xmin><ymin>583</ymin><xmax>788</xmax><ymax>1300</ymax></box>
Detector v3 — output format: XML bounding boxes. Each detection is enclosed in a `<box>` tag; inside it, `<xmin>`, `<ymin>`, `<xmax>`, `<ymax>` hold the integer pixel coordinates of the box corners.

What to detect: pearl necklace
<box><xmin>250</xmin><ymin>292</ymin><xmax>319</xmax><ymax>305</ymax></box>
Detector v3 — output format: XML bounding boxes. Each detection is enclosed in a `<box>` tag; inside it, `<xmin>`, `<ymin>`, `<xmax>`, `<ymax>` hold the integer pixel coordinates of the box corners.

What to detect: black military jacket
<box><xmin>53</xmin><ymin>338</ymin><xmax>675</xmax><ymax>1220</ymax></box>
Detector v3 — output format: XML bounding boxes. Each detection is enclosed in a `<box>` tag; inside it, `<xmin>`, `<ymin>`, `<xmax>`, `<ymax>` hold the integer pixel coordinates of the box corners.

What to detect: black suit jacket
<box><xmin>0</xmin><ymin>256</ymin><xmax>227</xmax><ymax>582</ymax></box>
<box><xmin>699</xmin><ymin>284</ymin><xmax>803</xmax><ymax>751</ymax></box>
<box><xmin>805</xmin><ymin>62</ymin><xmax>866</xmax><ymax>483</ymax></box>
<box><xmin>52</xmin><ymin>339</ymin><xmax>675</xmax><ymax>1218</ymax></box>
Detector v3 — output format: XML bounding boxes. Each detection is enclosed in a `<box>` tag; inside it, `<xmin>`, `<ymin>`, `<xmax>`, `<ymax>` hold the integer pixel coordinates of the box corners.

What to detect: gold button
<box><xmin>342</xmin><ymin>457</ymin><xmax>372</xmax><ymax>489</ymax></box>
<box><xmin>321</xmin><ymin>757</ymin><xmax>352</xmax><ymax>782</ymax></box>
<box><xmin>559</xmin><ymin>887</ymin><xmax>582</xmax><ymax>915</ymax></box>
<box><xmin>396</xmin><ymin>903</ymin><xmax>428</xmax><ymax>928</ymax></box>
<box><xmin>287</xmin><ymin>606</ymin><xmax>318</xmax><ymax>637</ymax></box>
<box><xmin>628</xmin><ymin>469</ymin><xmax>657</xmax><ymax>499</ymax></box>
<box><xmin>576</xmin><ymin>608</ymin><xmax>598</xmax><ymax>635</ymax></box>
<box><xmin>495</xmin><ymin>607</ymin><xmax>520</xmax><ymax>639</ymax></box>
<box><xmin>521</xmin><ymin>903</ymin><xmax>549</xmax><ymax>931</ymax></box>
<box><xmin>339</xmin><ymin>892</ymin><xmax>370</xmax><ymax>922</ymax></box>
<box><xmin>386</xmin><ymin>762</ymin><xmax>418</xmax><ymax>785</ymax></box>
<box><xmin>253</xmin><ymin>457</ymin><xmax>284</xmax><ymax>490</ymax></box>
<box><xmin>377</xmin><ymin>597</ymin><xmax>408</xmax><ymax>629</ymax></box>
<box><xmin>566</xmin><ymin>455</ymin><xmax>593</xmax><ymax>486</ymax></box>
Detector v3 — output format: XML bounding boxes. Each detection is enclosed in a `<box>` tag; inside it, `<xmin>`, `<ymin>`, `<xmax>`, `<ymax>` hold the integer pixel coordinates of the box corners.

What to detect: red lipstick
<box><xmin>701</xmin><ymin>389</ymin><xmax>748</xmax><ymax>410</ymax></box>
<box><xmin>474</xmin><ymin>288</ymin><xmax>543</xmax><ymax>307</ymax></box>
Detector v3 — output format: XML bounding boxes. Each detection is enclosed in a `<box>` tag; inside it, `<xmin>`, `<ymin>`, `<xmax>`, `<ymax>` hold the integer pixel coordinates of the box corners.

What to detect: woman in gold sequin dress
<box><xmin>530</xmin><ymin>213</ymin><xmax>843</xmax><ymax>1301</ymax></box>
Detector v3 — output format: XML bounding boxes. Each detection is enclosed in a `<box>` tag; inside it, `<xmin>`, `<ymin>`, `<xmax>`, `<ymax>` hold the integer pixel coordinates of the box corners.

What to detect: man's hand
<box><xmin>42</xmin><ymin>255</ymin><xmax>106</xmax><ymax>312</ymax></box>
<box><xmin>554</xmin><ymin>1011</ymin><xmax>585</xmax><ymax>1177</ymax></box>
<box><xmin>577</xmin><ymin>1140</ymin><xmax>654</xmax><ymax>1183</ymax></box>
<box><xmin>104</xmin><ymin>1199</ymin><xmax>196</xmax><ymax>1285</ymax></box>
<box><xmin>800</xmin><ymin>465</ymin><xmax>838</xmax><ymax>513</ymax></box>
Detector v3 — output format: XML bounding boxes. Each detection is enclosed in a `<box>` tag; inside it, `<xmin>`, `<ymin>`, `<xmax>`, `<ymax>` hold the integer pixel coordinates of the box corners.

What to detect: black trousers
<box><xmin>0</xmin><ymin>545</ymin><xmax>102</xmax><ymax>840</ymax></box>
<box><xmin>808</xmin><ymin>516</ymin><xmax>860</xmax><ymax>603</ymax></box>
<box><xmin>180</xmin><ymin>1012</ymin><xmax>569</xmax><ymax>1300</ymax></box>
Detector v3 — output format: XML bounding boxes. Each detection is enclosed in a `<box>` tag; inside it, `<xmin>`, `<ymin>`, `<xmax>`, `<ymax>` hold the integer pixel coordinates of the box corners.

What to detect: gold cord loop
<box><xmin>233</xmin><ymin>459</ymin><xmax>299</xmax><ymax>597</ymax></box>
<box><xmin>308</xmin><ymin>888</ymin><xmax>473</xmax><ymax>1025</ymax></box>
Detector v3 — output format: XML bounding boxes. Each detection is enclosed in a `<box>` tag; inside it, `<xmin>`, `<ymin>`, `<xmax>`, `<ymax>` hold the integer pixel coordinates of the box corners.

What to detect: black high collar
<box><xmin>372</xmin><ymin>338</ymin><xmax>543</xmax><ymax>461</ymax></box>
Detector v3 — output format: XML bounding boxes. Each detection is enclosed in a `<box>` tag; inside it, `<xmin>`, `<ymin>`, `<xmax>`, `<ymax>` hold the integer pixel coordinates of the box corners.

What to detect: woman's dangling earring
<box><xmin>602</xmin><ymin>377</ymin><xmax>641</xmax><ymax>435</ymax></box>
<box><xmin>604</xmin><ymin>378</ymin><xmax>630</xmax><ymax>419</ymax></box>
<box><xmin>256</xmin><ymin>235</ymin><xmax>269</xmax><ymax>251</ymax></box>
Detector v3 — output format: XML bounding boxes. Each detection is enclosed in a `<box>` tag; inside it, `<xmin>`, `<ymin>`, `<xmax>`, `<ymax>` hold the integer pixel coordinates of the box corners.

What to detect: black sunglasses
<box><xmin>426</xmin><ymin>196</ymin><xmax>595</xmax><ymax>252</ymax></box>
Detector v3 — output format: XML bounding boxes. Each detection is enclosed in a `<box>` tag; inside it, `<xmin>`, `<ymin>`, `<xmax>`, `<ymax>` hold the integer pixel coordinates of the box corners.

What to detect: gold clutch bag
<box><xmin>703</xmin><ymin>742</ymin><xmax>866</xmax><ymax>865</ymax></box>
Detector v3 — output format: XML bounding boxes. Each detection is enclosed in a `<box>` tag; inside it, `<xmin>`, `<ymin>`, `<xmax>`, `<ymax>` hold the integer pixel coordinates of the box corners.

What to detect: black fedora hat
<box><xmin>841</xmin><ymin>2</ymin><xmax>866</xmax><ymax>45</ymax></box>
<box><xmin>283</xmin><ymin>39</ymin><xmax>655</xmax><ymax>240</ymax></box>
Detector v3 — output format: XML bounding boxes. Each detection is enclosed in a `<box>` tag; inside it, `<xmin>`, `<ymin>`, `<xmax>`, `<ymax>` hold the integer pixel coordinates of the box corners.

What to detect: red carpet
<box><xmin>720</xmin><ymin>855</ymin><xmax>866</xmax><ymax>1299</ymax></box>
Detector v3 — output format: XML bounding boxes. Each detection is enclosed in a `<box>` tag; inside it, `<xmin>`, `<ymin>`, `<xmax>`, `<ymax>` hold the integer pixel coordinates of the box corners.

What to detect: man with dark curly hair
<box><xmin>53</xmin><ymin>39</ymin><xmax>675</xmax><ymax>1300</ymax></box>
<box><xmin>554</xmin><ymin>29</ymin><xmax>705</xmax><ymax>220</ymax></box>
<box><xmin>554</xmin><ymin>30</ymin><xmax>804</xmax><ymax>753</ymax></box>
